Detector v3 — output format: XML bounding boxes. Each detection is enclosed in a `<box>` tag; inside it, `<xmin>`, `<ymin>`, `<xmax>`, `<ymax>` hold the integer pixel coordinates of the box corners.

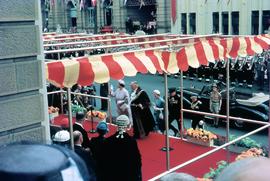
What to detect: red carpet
<box><xmin>53</xmin><ymin>115</ymin><xmax>237</xmax><ymax>180</ymax></box>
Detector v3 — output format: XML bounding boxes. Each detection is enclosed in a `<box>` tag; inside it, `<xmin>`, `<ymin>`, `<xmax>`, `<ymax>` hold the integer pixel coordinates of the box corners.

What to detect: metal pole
<box><xmin>67</xmin><ymin>88</ymin><xmax>74</xmax><ymax>150</ymax></box>
<box><xmin>164</xmin><ymin>73</ymin><xmax>170</xmax><ymax>170</ymax></box>
<box><xmin>226</xmin><ymin>60</ymin><xmax>230</xmax><ymax>162</ymax></box>
<box><xmin>149</xmin><ymin>123</ymin><xmax>270</xmax><ymax>181</ymax></box>
<box><xmin>60</xmin><ymin>88</ymin><xmax>64</xmax><ymax>114</ymax></box>
<box><xmin>269</xmin><ymin>63</ymin><xmax>270</xmax><ymax>158</ymax></box>
<box><xmin>180</xmin><ymin>70</ymin><xmax>184</xmax><ymax>139</ymax></box>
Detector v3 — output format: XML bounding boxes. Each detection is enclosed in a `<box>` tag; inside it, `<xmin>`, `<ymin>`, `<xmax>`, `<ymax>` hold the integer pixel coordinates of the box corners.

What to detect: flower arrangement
<box><xmin>48</xmin><ymin>106</ymin><xmax>59</xmax><ymax>114</ymax></box>
<box><xmin>186</xmin><ymin>128</ymin><xmax>217</xmax><ymax>142</ymax></box>
<box><xmin>235</xmin><ymin>148</ymin><xmax>265</xmax><ymax>161</ymax></box>
<box><xmin>86</xmin><ymin>110</ymin><xmax>107</xmax><ymax>120</ymax></box>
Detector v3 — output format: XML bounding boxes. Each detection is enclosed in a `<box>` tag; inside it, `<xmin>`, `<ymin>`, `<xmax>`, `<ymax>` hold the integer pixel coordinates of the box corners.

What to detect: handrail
<box><xmin>43</xmin><ymin>34</ymin><xmax>184</xmax><ymax>48</ymax></box>
<box><xmin>149</xmin><ymin>123</ymin><xmax>270</xmax><ymax>181</ymax></box>
<box><xmin>47</xmin><ymin>90</ymin><xmax>111</xmax><ymax>100</ymax></box>
<box><xmin>182</xmin><ymin>109</ymin><xmax>269</xmax><ymax>125</ymax></box>
<box><xmin>44</xmin><ymin>34</ymin><xmax>219</xmax><ymax>54</ymax></box>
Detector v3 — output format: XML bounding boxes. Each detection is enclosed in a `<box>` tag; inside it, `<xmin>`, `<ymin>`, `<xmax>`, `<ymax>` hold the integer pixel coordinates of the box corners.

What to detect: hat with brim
<box><xmin>153</xmin><ymin>89</ymin><xmax>161</xmax><ymax>95</ymax></box>
<box><xmin>190</xmin><ymin>95</ymin><xmax>197</xmax><ymax>99</ymax></box>
<box><xmin>118</xmin><ymin>80</ymin><xmax>125</xmax><ymax>86</ymax></box>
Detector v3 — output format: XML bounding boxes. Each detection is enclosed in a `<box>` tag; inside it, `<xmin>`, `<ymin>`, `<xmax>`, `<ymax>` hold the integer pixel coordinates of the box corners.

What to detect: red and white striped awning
<box><xmin>45</xmin><ymin>35</ymin><xmax>270</xmax><ymax>88</ymax></box>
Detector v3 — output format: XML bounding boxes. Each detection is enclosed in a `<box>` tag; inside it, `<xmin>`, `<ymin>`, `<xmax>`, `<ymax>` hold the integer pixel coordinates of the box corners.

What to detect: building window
<box><xmin>262</xmin><ymin>10</ymin><xmax>270</xmax><ymax>34</ymax></box>
<box><xmin>231</xmin><ymin>11</ymin><xmax>239</xmax><ymax>35</ymax></box>
<box><xmin>212</xmin><ymin>12</ymin><xmax>219</xmax><ymax>33</ymax></box>
<box><xmin>88</xmin><ymin>7</ymin><xmax>96</xmax><ymax>27</ymax></box>
<box><xmin>251</xmin><ymin>11</ymin><xmax>259</xmax><ymax>35</ymax></box>
<box><xmin>222</xmin><ymin>12</ymin><xmax>228</xmax><ymax>35</ymax></box>
<box><xmin>181</xmin><ymin>13</ymin><xmax>187</xmax><ymax>34</ymax></box>
<box><xmin>189</xmin><ymin>13</ymin><xmax>196</xmax><ymax>34</ymax></box>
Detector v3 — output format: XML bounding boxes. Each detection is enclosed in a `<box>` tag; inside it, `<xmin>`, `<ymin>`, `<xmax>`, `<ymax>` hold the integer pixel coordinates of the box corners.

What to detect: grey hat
<box><xmin>115</xmin><ymin>115</ymin><xmax>130</xmax><ymax>127</ymax></box>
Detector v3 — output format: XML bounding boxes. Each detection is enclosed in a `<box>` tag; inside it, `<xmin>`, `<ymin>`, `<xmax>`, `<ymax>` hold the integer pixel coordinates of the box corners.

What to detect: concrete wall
<box><xmin>171</xmin><ymin>0</ymin><xmax>270</xmax><ymax>35</ymax></box>
<box><xmin>0</xmin><ymin>0</ymin><xmax>49</xmax><ymax>145</ymax></box>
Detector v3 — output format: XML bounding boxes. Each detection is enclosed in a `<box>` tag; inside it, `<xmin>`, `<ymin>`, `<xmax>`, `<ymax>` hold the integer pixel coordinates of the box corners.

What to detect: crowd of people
<box><xmin>182</xmin><ymin>53</ymin><xmax>270</xmax><ymax>91</ymax></box>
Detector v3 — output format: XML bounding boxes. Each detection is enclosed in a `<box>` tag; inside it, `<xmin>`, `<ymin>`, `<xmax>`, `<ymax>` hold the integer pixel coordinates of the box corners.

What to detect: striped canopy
<box><xmin>46</xmin><ymin>34</ymin><xmax>270</xmax><ymax>88</ymax></box>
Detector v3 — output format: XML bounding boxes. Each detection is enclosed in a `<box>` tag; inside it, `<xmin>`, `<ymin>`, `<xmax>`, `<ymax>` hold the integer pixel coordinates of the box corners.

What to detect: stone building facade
<box><xmin>171</xmin><ymin>0</ymin><xmax>270</xmax><ymax>35</ymax></box>
<box><xmin>43</xmin><ymin>0</ymin><xmax>171</xmax><ymax>33</ymax></box>
<box><xmin>0</xmin><ymin>0</ymin><xmax>49</xmax><ymax>145</ymax></box>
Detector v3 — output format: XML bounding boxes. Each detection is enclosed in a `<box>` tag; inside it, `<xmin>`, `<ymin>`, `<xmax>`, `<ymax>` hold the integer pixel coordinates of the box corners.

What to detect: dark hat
<box><xmin>0</xmin><ymin>144</ymin><xmax>90</xmax><ymax>181</ymax></box>
<box><xmin>169</xmin><ymin>87</ymin><xmax>176</xmax><ymax>93</ymax></box>
<box><xmin>76</xmin><ymin>112</ymin><xmax>85</xmax><ymax>121</ymax></box>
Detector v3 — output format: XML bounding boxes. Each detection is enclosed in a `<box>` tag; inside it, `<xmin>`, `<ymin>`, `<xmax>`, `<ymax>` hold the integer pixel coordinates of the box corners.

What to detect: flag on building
<box><xmin>91</xmin><ymin>0</ymin><xmax>97</xmax><ymax>7</ymax></box>
<box><xmin>124</xmin><ymin>0</ymin><xmax>127</xmax><ymax>6</ymax></box>
<box><xmin>171</xmin><ymin>0</ymin><xmax>177</xmax><ymax>25</ymax></box>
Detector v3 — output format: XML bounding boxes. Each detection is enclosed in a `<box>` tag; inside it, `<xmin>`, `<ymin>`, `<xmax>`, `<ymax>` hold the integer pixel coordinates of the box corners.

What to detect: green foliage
<box><xmin>204</xmin><ymin>160</ymin><xmax>229</xmax><ymax>179</ymax></box>
<box><xmin>229</xmin><ymin>135</ymin><xmax>261</xmax><ymax>149</ymax></box>
<box><xmin>71</xmin><ymin>104</ymin><xmax>86</xmax><ymax>113</ymax></box>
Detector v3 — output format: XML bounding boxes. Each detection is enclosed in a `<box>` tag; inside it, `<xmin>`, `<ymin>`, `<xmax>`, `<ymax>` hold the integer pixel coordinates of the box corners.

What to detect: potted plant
<box><xmin>229</xmin><ymin>135</ymin><xmax>261</xmax><ymax>153</ymax></box>
<box><xmin>186</xmin><ymin>128</ymin><xmax>217</xmax><ymax>147</ymax></box>
<box><xmin>203</xmin><ymin>160</ymin><xmax>229</xmax><ymax>180</ymax></box>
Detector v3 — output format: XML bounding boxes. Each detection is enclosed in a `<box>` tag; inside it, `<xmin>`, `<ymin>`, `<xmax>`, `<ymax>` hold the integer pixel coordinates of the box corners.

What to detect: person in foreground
<box><xmin>99</xmin><ymin>115</ymin><xmax>142</xmax><ymax>181</ymax></box>
<box><xmin>216</xmin><ymin>157</ymin><xmax>270</xmax><ymax>181</ymax></box>
<box><xmin>160</xmin><ymin>172</ymin><xmax>197</xmax><ymax>181</ymax></box>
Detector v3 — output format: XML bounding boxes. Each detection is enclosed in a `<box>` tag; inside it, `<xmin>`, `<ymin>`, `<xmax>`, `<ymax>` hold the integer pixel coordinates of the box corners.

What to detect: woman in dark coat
<box><xmin>130</xmin><ymin>81</ymin><xmax>155</xmax><ymax>139</ymax></box>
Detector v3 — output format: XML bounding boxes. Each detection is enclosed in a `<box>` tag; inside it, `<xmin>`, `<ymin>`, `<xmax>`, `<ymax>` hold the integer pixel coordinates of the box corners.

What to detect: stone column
<box><xmin>156</xmin><ymin>0</ymin><xmax>171</xmax><ymax>33</ymax></box>
<box><xmin>0</xmin><ymin>0</ymin><xmax>49</xmax><ymax>145</ymax></box>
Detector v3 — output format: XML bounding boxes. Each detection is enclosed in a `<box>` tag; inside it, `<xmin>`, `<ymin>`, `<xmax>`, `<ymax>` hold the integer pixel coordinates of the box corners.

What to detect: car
<box><xmin>173</xmin><ymin>82</ymin><xmax>269</xmax><ymax>129</ymax></box>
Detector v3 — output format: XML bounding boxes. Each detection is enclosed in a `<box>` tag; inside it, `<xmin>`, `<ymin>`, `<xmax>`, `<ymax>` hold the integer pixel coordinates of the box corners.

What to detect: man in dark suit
<box><xmin>73</xmin><ymin>112</ymin><xmax>91</xmax><ymax>148</ymax></box>
<box><xmin>100</xmin><ymin>83</ymin><xmax>108</xmax><ymax>111</ymax></box>
<box><xmin>73</xmin><ymin>131</ymin><xmax>96</xmax><ymax>181</ymax></box>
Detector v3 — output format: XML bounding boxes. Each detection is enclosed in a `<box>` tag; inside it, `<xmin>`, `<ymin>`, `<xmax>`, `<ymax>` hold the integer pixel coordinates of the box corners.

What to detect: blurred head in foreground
<box><xmin>216</xmin><ymin>157</ymin><xmax>270</xmax><ymax>181</ymax></box>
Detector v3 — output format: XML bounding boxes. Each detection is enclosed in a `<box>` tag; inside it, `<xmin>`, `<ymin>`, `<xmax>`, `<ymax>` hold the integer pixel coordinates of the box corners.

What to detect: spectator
<box><xmin>73</xmin><ymin>112</ymin><xmax>91</xmax><ymax>148</ymax></box>
<box><xmin>216</xmin><ymin>157</ymin><xmax>270</xmax><ymax>181</ymax></box>
<box><xmin>89</xmin><ymin>121</ymin><xmax>108</xmax><ymax>161</ymax></box>
<box><xmin>52</xmin><ymin>130</ymin><xmax>70</xmax><ymax>148</ymax></box>
<box><xmin>160</xmin><ymin>172</ymin><xmax>197</xmax><ymax>181</ymax></box>
<box><xmin>89</xmin><ymin>121</ymin><xmax>109</xmax><ymax>181</ymax></box>
<box><xmin>73</xmin><ymin>131</ymin><xmax>96</xmax><ymax>180</ymax></box>
<box><xmin>100</xmin><ymin>115</ymin><xmax>142</xmax><ymax>181</ymax></box>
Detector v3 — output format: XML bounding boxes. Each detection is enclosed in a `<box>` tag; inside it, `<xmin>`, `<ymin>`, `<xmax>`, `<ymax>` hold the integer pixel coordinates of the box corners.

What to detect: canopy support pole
<box><xmin>180</xmin><ymin>71</ymin><xmax>184</xmax><ymax>139</ymax></box>
<box><xmin>164</xmin><ymin>73</ymin><xmax>170</xmax><ymax>170</ymax></box>
<box><xmin>67</xmin><ymin>88</ymin><xmax>74</xmax><ymax>150</ymax></box>
<box><xmin>226</xmin><ymin>60</ymin><xmax>230</xmax><ymax>162</ymax></box>
<box><xmin>269</xmin><ymin>68</ymin><xmax>270</xmax><ymax>158</ymax></box>
<box><xmin>60</xmin><ymin>89</ymin><xmax>64</xmax><ymax>114</ymax></box>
